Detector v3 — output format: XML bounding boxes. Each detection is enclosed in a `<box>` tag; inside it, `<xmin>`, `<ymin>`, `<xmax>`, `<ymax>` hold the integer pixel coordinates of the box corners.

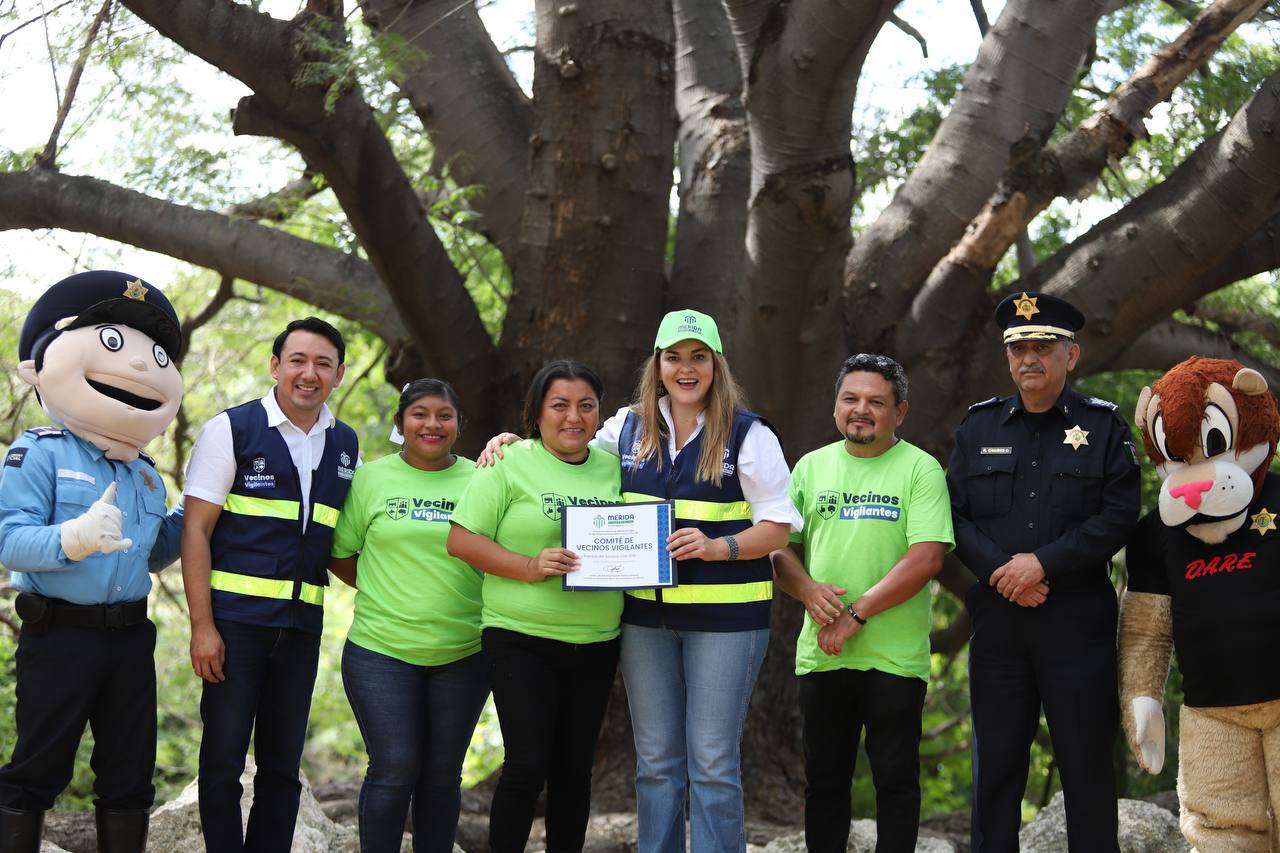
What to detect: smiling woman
<box><xmin>446</xmin><ymin>359</ymin><xmax>623</xmax><ymax>853</ymax></box>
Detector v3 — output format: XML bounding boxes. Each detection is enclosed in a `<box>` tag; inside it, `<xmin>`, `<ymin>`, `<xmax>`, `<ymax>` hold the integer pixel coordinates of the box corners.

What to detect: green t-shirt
<box><xmin>331</xmin><ymin>452</ymin><xmax>482</xmax><ymax>666</ymax></box>
<box><xmin>451</xmin><ymin>439</ymin><xmax>623</xmax><ymax>644</ymax></box>
<box><xmin>789</xmin><ymin>439</ymin><xmax>954</xmax><ymax>680</ymax></box>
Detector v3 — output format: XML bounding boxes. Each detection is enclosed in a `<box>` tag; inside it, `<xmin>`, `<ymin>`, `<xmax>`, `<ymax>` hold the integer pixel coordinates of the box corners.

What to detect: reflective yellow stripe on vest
<box><xmin>223</xmin><ymin>494</ymin><xmax>301</xmax><ymax>522</ymax></box>
<box><xmin>621</xmin><ymin>492</ymin><xmax>753</xmax><ymax>523</ymax></box>
<box><xmin>627</xmin><ymin>581</ymin><xmax>773</xmax><ymax>605</ymax></box>
<box><xmin>209</xmin><ymin>570</ymin><xmax>325</xmax><ymax>606</ymax></box>
<box><xmin>312</xmin><ymin>502</ymin><xmax>340</xmax><ymax>528</ymax></box>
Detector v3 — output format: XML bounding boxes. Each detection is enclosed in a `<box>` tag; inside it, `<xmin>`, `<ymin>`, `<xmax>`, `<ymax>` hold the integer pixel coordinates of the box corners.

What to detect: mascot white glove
<box><xmin>60</xmin><ymin>482</ymin><xmax>133</xmax><ymax>561</ymax></box>
<box><xmin>1132</xmin><ymin>695</ymin><xmax>1166</xmax><ymax>774</ymax></box>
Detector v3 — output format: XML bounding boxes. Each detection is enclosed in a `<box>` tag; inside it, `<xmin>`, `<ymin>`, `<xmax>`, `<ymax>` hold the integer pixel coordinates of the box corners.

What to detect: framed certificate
<box><xmin>561</xmin><ymin>500</ymin><xmax>678</xmax><ymax>591</ymax></box>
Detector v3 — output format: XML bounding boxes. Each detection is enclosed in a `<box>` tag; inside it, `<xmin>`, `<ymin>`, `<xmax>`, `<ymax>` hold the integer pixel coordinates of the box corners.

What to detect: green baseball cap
<box><xmin>653</xmin><ymin>309</ymin><xmax>723</xmax><ymax>353</ymax></box>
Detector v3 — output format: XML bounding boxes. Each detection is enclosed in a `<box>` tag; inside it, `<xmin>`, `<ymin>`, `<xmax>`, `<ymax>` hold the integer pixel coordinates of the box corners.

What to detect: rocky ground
<box><xmin>39</xmin><ymin>765</ymin><xmax>1187</xmax><ymax>852</ymax></box>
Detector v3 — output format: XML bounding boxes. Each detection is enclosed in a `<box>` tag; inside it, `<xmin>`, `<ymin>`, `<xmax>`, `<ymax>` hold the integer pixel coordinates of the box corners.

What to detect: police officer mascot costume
<box><xmin>1122</xmin><ymin>356</ymin><xmax>1280</xmax><ymax>851</ymax></box>
<box><xmin>947</xmin><ymin>291</ymin><xmax>1140</xmax><ymax>852</ymax></box>
<box><xmin>0</xmin><ymin>271</ymin><xmax>184</xmax><ymax>853</ymax></box>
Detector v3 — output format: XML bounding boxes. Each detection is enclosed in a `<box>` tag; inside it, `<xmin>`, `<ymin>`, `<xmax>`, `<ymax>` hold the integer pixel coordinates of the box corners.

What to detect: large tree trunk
<box><xmin>498</xmin><ymin>0</ymin><xmax>676</xmax><ymax>425</ymax></box>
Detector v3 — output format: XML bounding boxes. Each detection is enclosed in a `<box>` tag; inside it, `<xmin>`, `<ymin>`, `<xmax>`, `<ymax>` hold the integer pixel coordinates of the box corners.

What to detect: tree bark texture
<box><xmin>668</xmin><ymin>0</ymin><xmax>751</xmax><ymax>318</ymax></box>
<box><xmin>359</xmin><ymin>0</ymin><xmax>532</xmax><ymax>255</ymax></box>
<box><xmin>500</xmin><ymin>0</ymin><xmax>675</xmax><ymax>424</ymax></box>
<box><xmin>723</xmin><ymin>0</ymin><xmax>895</xmax><ymax>453</ymax></box>
<box><xmin>844</xmin><ymin>0</ymin><xmax>1112</xmax><ymax>355</ymax></box>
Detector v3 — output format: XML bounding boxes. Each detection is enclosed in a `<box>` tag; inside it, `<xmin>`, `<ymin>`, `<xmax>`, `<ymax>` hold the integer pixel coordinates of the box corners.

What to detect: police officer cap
<box><xmin>19</xmin><ymin>270</ymin><xmax>182</xmax><ymax>363</ymax></box>
<box><xmin>995</xmin><ymin>291</ymin><xmax>1086</xmax><ymax>345</ymax></box>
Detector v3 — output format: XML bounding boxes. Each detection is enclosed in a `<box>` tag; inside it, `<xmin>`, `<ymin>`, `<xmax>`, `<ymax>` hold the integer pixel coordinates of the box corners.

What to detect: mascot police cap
<box><xmin>19</xmin><ymin>270</ymin><xmax>182</xmax><ymax>364</ymax></box>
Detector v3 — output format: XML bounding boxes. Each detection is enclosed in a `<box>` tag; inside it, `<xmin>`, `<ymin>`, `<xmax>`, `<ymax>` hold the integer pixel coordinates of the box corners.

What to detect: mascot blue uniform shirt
<box><xmin>0</xmin><ymin>428</ymin><xmax>182</xmax><ymax>603</ymax></box>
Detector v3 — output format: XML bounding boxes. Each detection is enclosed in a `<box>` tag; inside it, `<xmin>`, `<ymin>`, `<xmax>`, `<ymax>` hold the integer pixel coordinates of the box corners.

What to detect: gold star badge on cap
<box><xmin>1014</xmin><ymin>292</ymin><xmax>1040</xmax><ymax>321</ymax></box>
<box><xmin>123</xmin><ymin>279</ymin><xmax>149</xmax><ymax>301</ymax></box>
<box><xmin>1250</xmin><ymin>508</ymin><xmax>1276</xmax><ymax>536</ymax></box>
<box><xmin>1063</xmin><ymin>425</ymin><xmax>1089</xmax><ymax>450</ymax></box>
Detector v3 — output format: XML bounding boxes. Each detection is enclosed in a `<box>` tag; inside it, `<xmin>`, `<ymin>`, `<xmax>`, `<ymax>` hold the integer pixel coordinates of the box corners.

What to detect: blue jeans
<box><xmin>620</xmin><ymin>624</ymin><xmax>769</xmax><ymax>853</ymax></box>
<box><xmin>199</xmin><ymin>619</ymin><xmax>321</xmax><ymax>853</ymax></box>
<box><xmin>341</xmin><ymin>641</ymin><xmax>490</xmax><ymax>853</ymax></box>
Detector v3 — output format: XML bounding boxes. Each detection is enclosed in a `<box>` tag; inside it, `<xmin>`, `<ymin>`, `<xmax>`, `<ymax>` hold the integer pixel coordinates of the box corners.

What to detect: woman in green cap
<box><xmin>480</xmin><ymin>310</ymin><xmax>793</xmax><ymax>852</ymax></box>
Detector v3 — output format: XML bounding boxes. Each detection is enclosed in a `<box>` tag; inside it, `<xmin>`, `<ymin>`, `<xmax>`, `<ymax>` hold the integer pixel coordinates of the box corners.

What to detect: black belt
<box><xmin>46</xmin><ymin>597</ymin><xmax>148</xmax><ymax>630</ymax></box>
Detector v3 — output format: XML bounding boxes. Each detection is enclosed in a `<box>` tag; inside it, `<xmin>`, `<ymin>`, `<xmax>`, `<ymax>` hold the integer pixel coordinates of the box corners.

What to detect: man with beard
<box><xmin>773</xmin><ymin>353</ymin><xmax>953</xmax><ymax>852</ymax></box>
<box><xmin>947</xmin><ymin>292</ymin><xmax>1140</xmax><ymax>852</ymax></box>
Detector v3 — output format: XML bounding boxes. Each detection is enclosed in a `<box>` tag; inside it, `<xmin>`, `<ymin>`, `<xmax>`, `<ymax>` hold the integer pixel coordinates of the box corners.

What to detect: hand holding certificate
<box><xmin>561</xmin><ymin>501</ymin><xmax>678</xmax><ymax>591</ymax></box>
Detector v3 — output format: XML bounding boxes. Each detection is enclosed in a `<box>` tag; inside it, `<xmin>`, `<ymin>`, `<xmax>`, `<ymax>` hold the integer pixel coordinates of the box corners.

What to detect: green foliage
<box><xmin>854</xmin><ymin>63</ymin><xmax>965</xmax><ymax>221</ymax></box>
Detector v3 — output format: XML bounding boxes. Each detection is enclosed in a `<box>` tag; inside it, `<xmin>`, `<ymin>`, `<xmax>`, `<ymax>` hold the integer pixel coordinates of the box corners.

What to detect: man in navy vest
<box><xmin>181</xmin><ymin>317</ymin><xmax>358</xmax><ymax>852</ymax></box>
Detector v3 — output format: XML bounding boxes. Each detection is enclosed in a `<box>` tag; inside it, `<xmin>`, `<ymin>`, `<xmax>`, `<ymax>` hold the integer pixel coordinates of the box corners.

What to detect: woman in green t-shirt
<box><xmin>447</xmin><ymin>359</ymin><xmax>623</xmax><ymax>853</ymax></box>
<box><xmin>329</xmin><ymin>379</ymin><xmax>488</xmax><ymax>853</ymax></box>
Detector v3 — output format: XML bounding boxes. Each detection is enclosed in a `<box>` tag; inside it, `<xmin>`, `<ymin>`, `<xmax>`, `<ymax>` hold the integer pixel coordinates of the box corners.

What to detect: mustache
<box><xmin>1018</xmin><ymin>367</ymin><xmax>1045</xmax><ymax>375</ymax></box>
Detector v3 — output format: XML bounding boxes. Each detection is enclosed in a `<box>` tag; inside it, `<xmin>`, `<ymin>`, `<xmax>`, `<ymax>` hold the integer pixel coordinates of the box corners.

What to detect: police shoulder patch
<box><xmin>968</xmin><ymin>396</ymin><xmax>1001</xmax><ymax>412</ymax></box>
<box><xmin>4</xmin><ymin>447</ymin><xmax>27</xmax><ymax>468</ymax></box>
<box><xmin>25</xmin><ymin>426</ymin><xmax>64</xmax><ymax>439</ymax></box>
<box><xmin>1082</xmin><ymin>396</ymin><xmax>1118</xmax><ymax>412</ymax></box>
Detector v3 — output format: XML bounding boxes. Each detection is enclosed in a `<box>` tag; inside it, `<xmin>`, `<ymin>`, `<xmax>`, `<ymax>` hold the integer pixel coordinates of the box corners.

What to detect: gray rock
<box><xmin>39</xmin><ymin>843</ymin><xmax>72</xmax><ymax>853</ymax></box>
<box><xmin>42</xmin><ymin>811</ymin><xmax>95</xmax><ymax>853</ymax></box>
<box><xmin>1019</xmin><ymin>792</ymin><xmax>1189</xmax><ymax>853</ymax></box>
<box><xmin>761</xmin><ymin>820</ymin><xmax>956</xmax><ymax>852</ymax></box>
<box><xmin>148</xmin><ymin>756</ymin><xmax>363</xmax><ymax>852</ymax></box>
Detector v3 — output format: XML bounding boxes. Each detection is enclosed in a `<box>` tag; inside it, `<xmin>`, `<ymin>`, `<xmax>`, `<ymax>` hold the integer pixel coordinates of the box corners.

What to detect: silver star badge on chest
<box><xmin>1063</xmin><ymin>425</ymin><xmax>1089</xmax><ymax>450</ymax></box>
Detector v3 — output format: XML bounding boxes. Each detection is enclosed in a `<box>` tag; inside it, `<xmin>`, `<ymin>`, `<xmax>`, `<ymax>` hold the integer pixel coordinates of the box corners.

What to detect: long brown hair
<box><xmin>630</xmin><ymin>350</ymin><xmax>748</xmax><ymax>485</ymax></box>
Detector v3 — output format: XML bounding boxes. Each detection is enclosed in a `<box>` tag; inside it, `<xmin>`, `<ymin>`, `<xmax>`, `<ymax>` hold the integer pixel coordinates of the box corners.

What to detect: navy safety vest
<box><xmin>619</xmin><ymin>409</ymin><xmax>777</xmax><ymax>631</ymax></box>
<box><xmin>208</xmin><ymin>400</ymin><xmax>358</xmax><ymax>635</ymax></box>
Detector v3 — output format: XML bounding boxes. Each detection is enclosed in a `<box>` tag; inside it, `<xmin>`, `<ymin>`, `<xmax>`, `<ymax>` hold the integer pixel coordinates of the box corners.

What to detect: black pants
<box><xmin>482</xmin><ymin>627</ymin><xmax>619</xmax><ymax>853</ymax></box>
<box><xmin>967</xmin><ymin>582</ymin><xmax>1120</xmax><ymax>853</ymax></box>
<box><xmin>799</xmin><ymin>667</ymin><xmax>927</xmax><ymax>853</ymax></box>
<box><xmin>0</xmin><ymin>618</ymin><xmax>156</xmax><ymax>812</ymax></box>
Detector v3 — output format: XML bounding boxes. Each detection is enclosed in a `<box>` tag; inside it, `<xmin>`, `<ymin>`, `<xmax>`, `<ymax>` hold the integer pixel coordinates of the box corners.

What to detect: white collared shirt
<box><xmin>184</xmin><ymin>390</ymin><xmax>339</xmax><ymax>531</ymax></box>
<box><xmin>595</xmin><ymin>398</ymin><xmax>799</xmax><ymax>528</ymax></box>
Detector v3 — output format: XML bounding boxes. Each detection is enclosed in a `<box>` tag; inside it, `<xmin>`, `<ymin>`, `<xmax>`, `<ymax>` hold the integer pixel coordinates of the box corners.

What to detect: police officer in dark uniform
<box><xmin>947</xmin><ymin>291</ymin><xmax>1140</xmax><ymax>852</ymax></box>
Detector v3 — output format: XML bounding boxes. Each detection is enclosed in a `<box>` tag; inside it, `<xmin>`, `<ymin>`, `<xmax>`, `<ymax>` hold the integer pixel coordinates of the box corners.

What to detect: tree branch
<box><xmin>969</xmin><ymin>0</ymin><xmax>990</xmax><ymax>35</ymax></box>
<box><xmin>0</xmin><ymin>169</ymin><xmax>407</xmax><ymax>342</ymax></box>
<box><xmin>1189</xmin><ymin>303</ymin><xmax>1280</xmax><ymax>350</ymax></box>
<box><xmin>722</xmin><ymin>0</ymin><xmax>897</xmax><ymax>451</ymax></box>
<box><xmin>1105</xmin><ymin>317</ymin><xmax>1280</xmax><ymax>390</ymax></box>
<box><xmin>1029</xmin><ymin>69</ymin><xmax>1280</xmax><ymax>371</ymax></box>
<box><xmin>900</xmin><ymin>0</ymin><xmax>1270</xmax><ymax>365</ymax></box>
<box><xmin>889</xmin><ymin>13</ymin><xmax>928</xmax><ymax>57</ymax></box>
<box><xmin>120</xmin><ymin>0</ymin><xmax>498</xmax><ymax>419</ymax></box>
<box><xmin>358</xmin><ymin>0</ymin><xmax>532</xmax><ymax>256</ymax></box>
<box><xmin>668</xmin><ymin>0</ymin><xmax>750</xmax><ymax>315</ymax></box>
<box><xmin>34</xmin><ymin>0</ymin><xmax>113</xmax><ymax>169</ymax></box>
<box><xmin>844</xmin><ymin>0</ymin><xmax>1113</xmax><ymax>354</ymax></box>
<box><xmin>0</xmin><ymin>1</ymin><xmax>75</xmax><ymax>51</ymax></box>
<box><xmin>223</xmin><ymin>172</ymin><xmax>324</xmax><ymax>222</ymax></box>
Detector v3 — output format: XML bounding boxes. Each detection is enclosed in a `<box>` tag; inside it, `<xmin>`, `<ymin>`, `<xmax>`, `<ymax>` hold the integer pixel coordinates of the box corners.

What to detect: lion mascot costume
<box><xmin>1120</xmin><ymin>356</ymin><xmax>1280</xmax><ymax>852</ymax></box>
<box><xmin>0</xmin><ymin>271</ymin><xmax>184</xmax><ymax>853</ymax></box>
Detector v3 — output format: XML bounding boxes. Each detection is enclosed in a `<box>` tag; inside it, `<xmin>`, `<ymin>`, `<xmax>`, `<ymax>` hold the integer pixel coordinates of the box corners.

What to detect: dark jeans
<box><xmin>198</xmin><ymin>619</ymin><xmax>321</xmax><ymax>853</ymax></box>
<box><xmin>799</xmin><ymin>667</ymin><xmax>927</xmax><ymax>853</ymax></box>
<box><xmin>0</xmin><ymin>617</ymin><xmax>156</xmax><ymax>812</ymax></box>
<box><xmin>482</xmin><ymin>627</ymin><xmax>619</xmax><ymax>853</ymax></box>
<box><xmin>341</xmin><ymin>641</ymin><xmax>490</xmax><ymax>853</ymax></box>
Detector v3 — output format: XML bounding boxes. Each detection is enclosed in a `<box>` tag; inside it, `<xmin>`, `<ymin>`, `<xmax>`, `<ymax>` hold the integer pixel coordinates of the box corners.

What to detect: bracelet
<box><xmin>724</xmin><ymin>535</ymin><xmax>739</xmax><ymax>561</ymax></box>
<box><xmin>846</xmin><ymin>603</ymin><xmax>867</xmax><ymax>625</ymax></box>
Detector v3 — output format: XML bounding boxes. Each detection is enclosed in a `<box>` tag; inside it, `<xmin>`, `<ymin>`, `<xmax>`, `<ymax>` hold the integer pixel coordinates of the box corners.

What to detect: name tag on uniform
<box><xmin>980</xmin><ymin>446</ymin><xmax>1012</xmax><ymax>455</ymax></box>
